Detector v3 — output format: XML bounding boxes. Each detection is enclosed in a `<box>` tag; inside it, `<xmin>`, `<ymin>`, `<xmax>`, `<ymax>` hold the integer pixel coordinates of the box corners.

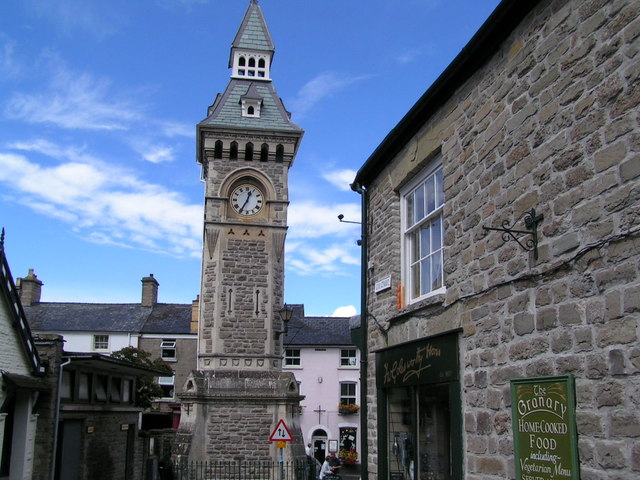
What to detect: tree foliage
<box><xmin>111</xmin><ymin>346</ymin><xmax>173</xmax><ymax>409</ymax></box>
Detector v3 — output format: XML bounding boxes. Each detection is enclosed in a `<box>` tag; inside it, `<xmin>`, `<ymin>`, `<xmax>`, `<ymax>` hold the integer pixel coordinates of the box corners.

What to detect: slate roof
<box><xmin>24</xmin><ymin>302</ymin><xmax>193</xmax><ymax>335</ymax></box>
<box><xmin>283</xmin><ymin>304</ymin><xmax>355</xmax><ymax>346</ymax></box>
<box><xmin>199</xmin><ymin>80</ymin><xmax>302</xmax><ymax>133</ymax></box>
<box><xmin>230</xmin><ymin>0</ymin><xmax>274</xmax><ymax>60</ymax></box>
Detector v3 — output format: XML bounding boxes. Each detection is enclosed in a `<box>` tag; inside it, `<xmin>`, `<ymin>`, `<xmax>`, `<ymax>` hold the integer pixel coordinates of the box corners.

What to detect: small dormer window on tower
<box><xmin>240</xmin><ymin>83</ymin><xmax>263</xmax><ymax>118</ymax></box>
<box><xmin>242</xmin><ymin>98</ymin><xmax>261</xmax><ymax>118</ymax></box>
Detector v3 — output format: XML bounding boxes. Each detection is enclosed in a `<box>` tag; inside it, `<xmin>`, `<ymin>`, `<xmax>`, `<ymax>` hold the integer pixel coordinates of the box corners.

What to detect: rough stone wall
<box><xmin>205</xmin><ymin>402</ymin><xmax>273</xmax><ymax>459</ymax></box>
<box><xmin>363</xmin><ymin>0</ymin><xmax>639</xmax><ymax>478</ymax></box>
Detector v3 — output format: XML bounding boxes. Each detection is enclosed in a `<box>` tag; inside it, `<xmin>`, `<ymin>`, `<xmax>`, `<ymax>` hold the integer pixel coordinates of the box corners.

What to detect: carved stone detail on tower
<box><xmin>273</xmin><ymin>231</ymin><xmax>286</xmax><ymax>263</ymax></box>
<box><xmin>205</xmin><ymin>225</ymin><xmax>220</xmax><ymax>259</ymax></box>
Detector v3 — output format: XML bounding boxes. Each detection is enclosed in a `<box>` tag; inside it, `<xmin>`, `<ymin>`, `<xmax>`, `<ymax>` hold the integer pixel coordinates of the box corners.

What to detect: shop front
<box><xmin>376</xmin><ymin>331</ymin><xmax>461</xmax><ymax>480</ymax></box>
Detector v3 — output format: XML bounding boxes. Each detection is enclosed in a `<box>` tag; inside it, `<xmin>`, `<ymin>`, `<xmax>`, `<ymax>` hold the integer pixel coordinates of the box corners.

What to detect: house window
<box><xmin>161</xmin><ymin>339</ymin><xmax>177</xmax><ymax>361</ymax></box>
<box><xmin>285</xmin><ymin>348</ymin><xmax>301</xmax><ymax>366</ymax></box>
<box><xmin>93</xmin><ymin>334</ymin><xmax>109</xmax><ymax>351</ymax></box>
<box><xmin>341</xmin><ymin>349</ymin><xmax>357</xmax><ymax>367</ymax></box>
<box><xmin>340</xmin><ymin>382</ymin><xmax>357</xmax><ymax>406</ymax></box>
<box><xmin>402</xmin><ymin>157</ymin><xmax>445</xmax><ymax>302</ymax></box>
<box><xmin>158</xmin><ymin>376</ymin><xmax>175</xmax><ymax>399</ymax></box>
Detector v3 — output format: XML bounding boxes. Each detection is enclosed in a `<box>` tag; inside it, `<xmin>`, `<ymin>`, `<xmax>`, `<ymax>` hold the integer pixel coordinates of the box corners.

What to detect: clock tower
<box><xmin>178</xmin><ymin>0</ymin><xmax>305</xmax><ymax>463</ymax></box>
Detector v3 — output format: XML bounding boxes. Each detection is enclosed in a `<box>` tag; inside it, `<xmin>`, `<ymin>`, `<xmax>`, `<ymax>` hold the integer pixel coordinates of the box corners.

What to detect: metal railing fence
<box><xmin>170</xmin><ymin>458</ymin><xmax>315</xmax><ymax>480</ymax></box>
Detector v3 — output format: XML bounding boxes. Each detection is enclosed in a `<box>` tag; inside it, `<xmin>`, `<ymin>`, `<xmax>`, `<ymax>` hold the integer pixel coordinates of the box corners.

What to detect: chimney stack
<box><xmin>141</xmin><ymin>274</ymin><xmax>159</xmax><ymax>307</ymax></box>
<box><xmin>191</xmin><ymin>295</ymin><xmax>200</xmax><ymax>333</ymax></box>
<box><xmin>18</xmin><ymin>269</ymin><xmax>43</xmax><ymax>306</ymax></box>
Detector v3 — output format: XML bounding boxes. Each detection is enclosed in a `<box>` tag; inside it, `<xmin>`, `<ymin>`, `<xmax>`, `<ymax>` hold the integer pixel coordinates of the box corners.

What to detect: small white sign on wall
<box><xmin>375</xmin><ymin>276</ymin><xmax>391</xmax><ymax>293</ymax></box>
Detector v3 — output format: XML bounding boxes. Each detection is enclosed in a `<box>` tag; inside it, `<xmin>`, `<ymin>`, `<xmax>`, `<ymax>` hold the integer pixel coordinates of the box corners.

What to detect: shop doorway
<box><xmin>311</xmin><ymin>429</ymin><xmax>327</xmax><ymax>463</ymax></box>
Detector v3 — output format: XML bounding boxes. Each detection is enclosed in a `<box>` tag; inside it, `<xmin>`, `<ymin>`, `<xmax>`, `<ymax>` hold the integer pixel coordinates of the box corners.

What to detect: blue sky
<box><xmin>0</xmin><ymin>0</ymin><xmax>500</xmax><ymax>316</ymax></box>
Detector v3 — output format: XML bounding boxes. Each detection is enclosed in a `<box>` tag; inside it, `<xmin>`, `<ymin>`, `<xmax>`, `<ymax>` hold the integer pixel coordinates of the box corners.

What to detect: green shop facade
<box><xmin>375</xmin><ymin>331</ymin><xmax>462</xmax><ymax>480</ymax></box>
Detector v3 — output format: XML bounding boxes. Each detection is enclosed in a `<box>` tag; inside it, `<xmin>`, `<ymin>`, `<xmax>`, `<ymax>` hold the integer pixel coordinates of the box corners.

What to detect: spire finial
<box><xmin>0</xmin><ymin>227</ymin><xmax>4</xmax><ymax>250</ymax></box>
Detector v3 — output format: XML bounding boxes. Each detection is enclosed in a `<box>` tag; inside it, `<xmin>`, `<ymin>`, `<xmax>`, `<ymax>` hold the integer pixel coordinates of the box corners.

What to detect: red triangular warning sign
<box><xmin>269</xmin><ymin>419</ymin><xmax>293</xmax><ymax>442</ymax></box>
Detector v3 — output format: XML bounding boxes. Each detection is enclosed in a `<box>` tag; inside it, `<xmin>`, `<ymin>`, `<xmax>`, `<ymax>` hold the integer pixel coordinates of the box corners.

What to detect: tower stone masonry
<box><xmin>177</xmin><ymin>0</ymin><xmax>305</xmax><ymax>463</ymax></box>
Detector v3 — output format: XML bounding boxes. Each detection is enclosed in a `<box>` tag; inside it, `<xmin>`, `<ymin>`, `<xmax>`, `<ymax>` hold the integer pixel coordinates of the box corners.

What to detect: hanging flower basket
<box><xmin>338</xmin><ymin>449</ymin><xmax>358</xmax><ymax>465</ymax></box>
<box><xmin>338</xmin><ymin>403</ymin><xmax>360</xmax><ymax>415</ymax></box>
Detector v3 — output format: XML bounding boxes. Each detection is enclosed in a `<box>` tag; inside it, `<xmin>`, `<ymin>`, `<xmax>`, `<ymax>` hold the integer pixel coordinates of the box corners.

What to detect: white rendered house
<box><xmin>282</xmin><ymin>305</ymin><xmax>360</xmax><ymax>466</ymax></box>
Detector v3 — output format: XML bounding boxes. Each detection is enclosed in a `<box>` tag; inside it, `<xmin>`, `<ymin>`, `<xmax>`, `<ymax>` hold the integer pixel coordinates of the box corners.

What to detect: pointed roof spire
<box><xmin>229</xmin><ymin>0</ymin><xmax>274</xmax><ymax>69</ymax></box>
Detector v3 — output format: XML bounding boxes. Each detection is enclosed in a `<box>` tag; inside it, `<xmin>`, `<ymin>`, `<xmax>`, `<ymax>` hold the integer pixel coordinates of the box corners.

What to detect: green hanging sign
<box><xmin>511</xmin><ymin>375</ymin><xmax>579</xmax><ymax>480</ymax></box>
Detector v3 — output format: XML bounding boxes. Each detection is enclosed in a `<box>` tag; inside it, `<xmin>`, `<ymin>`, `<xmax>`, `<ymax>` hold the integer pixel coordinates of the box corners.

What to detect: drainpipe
<box><xmin>351</xmin><ymin>181</ymin><xmax>368</xmax><ymax>480</ymax></box>
<box><xmin>50</xmin><ymin>357</ymin><xmax>71</xmax><ymax>480</ymax></box>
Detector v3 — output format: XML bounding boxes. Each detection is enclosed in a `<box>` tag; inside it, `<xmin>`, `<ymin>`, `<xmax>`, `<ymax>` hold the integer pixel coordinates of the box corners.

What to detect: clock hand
<box><xmin>239</xmin><ymin>191</ymin><xmax>252</xmax><ymax>213</ymax></box>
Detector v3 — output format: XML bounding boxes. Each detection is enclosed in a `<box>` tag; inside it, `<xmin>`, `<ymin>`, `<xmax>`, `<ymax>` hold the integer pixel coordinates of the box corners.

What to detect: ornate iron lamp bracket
<box><xmin>483</xmin><ymin>208</ymin><xmax>543</xmax><ymax>260</ymax></box>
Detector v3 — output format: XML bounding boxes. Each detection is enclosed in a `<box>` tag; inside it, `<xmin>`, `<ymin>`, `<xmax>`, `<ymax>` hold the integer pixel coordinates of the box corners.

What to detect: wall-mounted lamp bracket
<box><xmin>483</xmin><ymin>208</ymin><xmax>543</xmax><ymax>260</ymax></box>
<box><xmin>338</xmin><ymin>214</ymin><xmax>361</xmax><ymax>225</ymax></box>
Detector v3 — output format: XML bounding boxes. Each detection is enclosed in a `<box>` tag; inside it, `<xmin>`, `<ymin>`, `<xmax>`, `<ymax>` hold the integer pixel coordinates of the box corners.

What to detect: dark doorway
<box><xmin>56</xmin><ymin>419</ymin><xmax>83</xmax><ymax>480</ymax></box>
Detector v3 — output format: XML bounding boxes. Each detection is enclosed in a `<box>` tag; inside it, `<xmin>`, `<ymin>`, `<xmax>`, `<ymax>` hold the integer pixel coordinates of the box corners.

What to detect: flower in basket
<box><xmin>338</xmin><ymin>403</ymin><xmax>360</xmax><ymax>414</ymax></box>
<box><xmin>338</xmin><ymin>449</ymin><xmax>358</xmax><ymax>464</ymax></box>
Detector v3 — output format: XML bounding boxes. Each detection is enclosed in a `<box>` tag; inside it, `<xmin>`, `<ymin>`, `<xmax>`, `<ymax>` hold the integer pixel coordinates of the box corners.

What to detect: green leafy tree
<box><xmin>111</xmin><ymin>346</ymin><xmax>173</xmax><ymax>409</ymax></box>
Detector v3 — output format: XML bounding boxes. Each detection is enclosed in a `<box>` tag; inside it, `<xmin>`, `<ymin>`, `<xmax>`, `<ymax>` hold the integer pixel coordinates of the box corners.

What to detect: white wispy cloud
<box><xmin>288</xmin><ymin>71</ymin><xmax>372</xmax><ymax>118</ymax></box>
<box><xmin>287</xmin><ymin>241</ymin><xmax>360</xmax><ymax>277</ymax></box>
<box><xmin>322</xmin><ymin>168</ymin><xmax>357</xmax><ymax>192</ymax></box>
<box><xmin>0</xmin><ymin>38</ymin><xmax>22</xmax><ymax>79</ymax></box>
<box><xmin>5</xmin><ymin>64</ymin><xmax>142</xmax><ymax>130</ymax></box>
<box><xmin>0</xmin><ymin>146</ymin><xmax>202</xmax><ymax>258</ymax></box>
<box><xmin>288</xmin><ymin>201</ymin><xmax>361</xmax><ymax>239</ymax></box>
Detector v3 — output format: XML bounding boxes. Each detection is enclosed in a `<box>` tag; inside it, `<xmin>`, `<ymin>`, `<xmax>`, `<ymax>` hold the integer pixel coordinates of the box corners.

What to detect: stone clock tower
<box><xmin>177</xmin><ymin>0</ymin><xmax>305</xmax><ymax>463</ymax></box>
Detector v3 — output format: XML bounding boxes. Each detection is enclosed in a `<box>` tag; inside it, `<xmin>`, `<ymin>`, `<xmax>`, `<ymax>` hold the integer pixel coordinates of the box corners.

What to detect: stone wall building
<box><xmin>351</xmin><ymin>0</ymin><xmax>639</xmax><ymax>479</ymax></box>
<box><xmin>0</xmin><ymin>234</ymin><xmax>48</xmax><ymax>480</ymax></box>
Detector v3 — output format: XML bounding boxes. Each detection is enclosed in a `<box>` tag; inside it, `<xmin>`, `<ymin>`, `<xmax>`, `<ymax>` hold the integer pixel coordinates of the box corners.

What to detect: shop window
<box><xmin>158</xmin><ymin>376</ymin><xmax>175</xmax><ymax>399</ymax></box>
<box><xmin>378</xmin><ymin>334</ymin><xmax>461</xmax><ymax>480</ymax></box>
<box><xmin>339</xmin><ymin>427</ymin><xmax>358</xmax><ymax>464</ymax></box>
<box><xmin>93</xmin><ymin>334</ymin><xmax>109</xmax><ymax>351</ymax></box>
<box><xmin>285</xmin><ymin>348</ymin><xmax>301</xmax><ymax>366</ymax></box>
<box><xmin>161</xmin><ymin>339</ymin><xmax>177</xmax><ymax>361</ymax></box>
<box><xmin>340</xmin><ymin>382</ymin><xmax>357</xmax><ymax>406</ymax></box>
<box><xmin>341</xmin><ymin>349</ymin><xmax>357</xmax><ymax>367</ymax></box>
<box><xmin>418</xmin><ymin>384</ymin><xmax>451</xmax><ymax>479</ymax></box>
<box><xmin>401</xmin><ymin>156</ymin><xmax>445</xmax><ymax>303</ymax></box>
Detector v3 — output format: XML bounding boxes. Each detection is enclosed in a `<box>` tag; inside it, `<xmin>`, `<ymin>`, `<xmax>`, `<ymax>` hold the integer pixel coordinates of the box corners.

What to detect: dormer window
<box><xmin>232</xmin><ymin>52</ymin><xmax>270</xmax><ymax>80</ymax></box>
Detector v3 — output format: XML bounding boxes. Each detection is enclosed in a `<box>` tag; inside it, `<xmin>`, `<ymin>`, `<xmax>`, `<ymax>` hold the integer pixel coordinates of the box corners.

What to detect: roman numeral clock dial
<box><xmin>231</xmin><ymin>184</ymin><xmax>264</xmax><ymax>216</ymax></box>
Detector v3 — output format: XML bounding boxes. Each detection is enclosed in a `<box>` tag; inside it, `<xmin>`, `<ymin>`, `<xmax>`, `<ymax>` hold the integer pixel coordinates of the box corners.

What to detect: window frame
<box><xmin>284</xmin><ymin>348</ymin><xmax>301</xmax><ymax>367</ymax></box>
<box><xmin>340</xmin><ymin>381</ymin><xmax>358</xmax><ymax>406</ymax></box>
<box><xmin>400</xmin><ymin>156</ymin><xmax>446</xmax><ymax>304</ymax></box>
<box><xmin>340</xmin><ymin>349</ymin><xmax>358</xmax><ymax>367</ymax></box>
<box><xmin>157</xmin><ymin>375</ymin><xmax>175</xmax><ymax>400</ymax></box>
<box><xmin>93</xmin><ymin>334</ymin><xmax>109</xmax><ymax>351</ymax></box>
<box><xmin>161</xmin><ymin>339</ymin><xmax>177</xmax><ymax>362</ymax></box>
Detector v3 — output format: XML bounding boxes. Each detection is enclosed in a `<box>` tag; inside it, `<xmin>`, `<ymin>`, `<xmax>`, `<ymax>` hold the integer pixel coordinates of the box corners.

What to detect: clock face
<box><xmin>230</xmin><ymin>184</ymin><xmax>264</xmax><ymax>216</ymax></box>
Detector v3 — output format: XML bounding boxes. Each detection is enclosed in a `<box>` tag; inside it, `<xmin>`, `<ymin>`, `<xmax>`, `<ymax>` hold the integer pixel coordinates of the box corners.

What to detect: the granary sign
<box><xmin>511</xmin><ymin>375</ymin><xmax>579</xmax><ymax>480</ymax></box>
